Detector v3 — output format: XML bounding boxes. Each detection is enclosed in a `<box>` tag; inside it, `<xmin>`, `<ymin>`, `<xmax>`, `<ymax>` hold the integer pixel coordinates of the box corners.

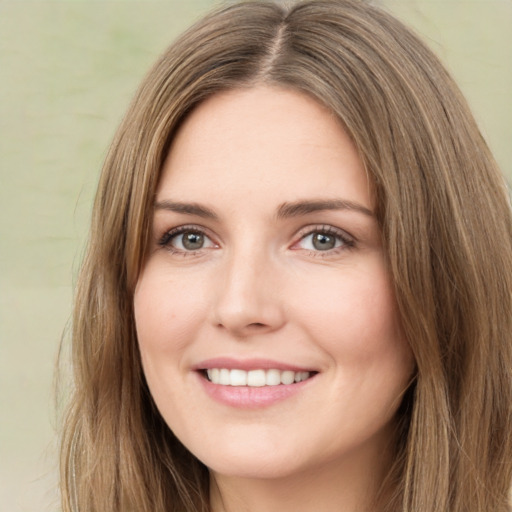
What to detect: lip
<box><xmin>196</xmin><ymin>373</ymin><xmax>315</xmax><ymax>408</ymax></box>
<box><xmin>192</xmin><ymin>357</ymin><xmax>318</xmax><ymax>409</ymax></box>
<box><xmin>192</xmin><ymin>357</ymin><xmax>315</xmax><ymax>372</ymax></box>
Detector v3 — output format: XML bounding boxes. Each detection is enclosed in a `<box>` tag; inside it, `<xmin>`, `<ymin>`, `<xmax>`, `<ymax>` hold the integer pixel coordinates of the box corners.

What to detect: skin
<box><xmin>134</xmin><ymin>86</ymin><xmax>415</xmax><ymax>512</ymax></box>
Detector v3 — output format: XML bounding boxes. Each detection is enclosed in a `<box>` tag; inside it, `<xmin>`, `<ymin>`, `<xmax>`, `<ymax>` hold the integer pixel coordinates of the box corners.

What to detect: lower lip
<box><xmin>196</xmin><ymin>372</ymin><xmax>314</xmax><ymax>408</ymax></box>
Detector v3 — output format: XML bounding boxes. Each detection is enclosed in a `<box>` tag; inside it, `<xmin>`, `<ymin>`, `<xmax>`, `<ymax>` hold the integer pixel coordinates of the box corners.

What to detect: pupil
<box><xmin>183</xmin><ymin>232</ymin><xmax>204</xmax><ymax>250</ymax></box>
<box><xmin>313</xmin><ymin>233</ymin><xmax>335</xmax><ymax>250</ymax></box>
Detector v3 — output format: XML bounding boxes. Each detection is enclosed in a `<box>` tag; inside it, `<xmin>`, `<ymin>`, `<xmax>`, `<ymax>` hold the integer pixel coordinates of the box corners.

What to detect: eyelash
<box><xmin>293</xmin><ymin>225</ymin><xmax>355</xmax><ymax>257</ymax></box>
<box><xmin>158</xmin><ymin>225</ymin><xmax>216</xmax><ymax>255</ymax></box>
<box><xmin>157</xmin><ymin>224</ymin><xmax>355</xmax><ymax>256</ymax></box>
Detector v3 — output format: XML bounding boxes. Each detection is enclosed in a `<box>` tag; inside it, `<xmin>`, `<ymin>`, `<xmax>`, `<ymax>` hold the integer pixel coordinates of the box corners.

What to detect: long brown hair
<box><xmin>60</xmin><ymin>1</ymin><xmax>512</xmax><ymax>511</ymax></box>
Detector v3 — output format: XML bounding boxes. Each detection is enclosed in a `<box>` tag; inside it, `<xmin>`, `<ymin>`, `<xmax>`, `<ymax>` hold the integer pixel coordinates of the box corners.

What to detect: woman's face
<box><xmin>134</xmin><ymin>86</ymin><xmax>414</xmax><ymax>481</ymax></box>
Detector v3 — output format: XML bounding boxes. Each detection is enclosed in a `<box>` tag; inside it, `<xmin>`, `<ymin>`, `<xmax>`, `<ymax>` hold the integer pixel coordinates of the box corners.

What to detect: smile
<box><xmin>205</xmin><ymin>368</ymin><xmax>312</xmax><ymax>387</ymax></box>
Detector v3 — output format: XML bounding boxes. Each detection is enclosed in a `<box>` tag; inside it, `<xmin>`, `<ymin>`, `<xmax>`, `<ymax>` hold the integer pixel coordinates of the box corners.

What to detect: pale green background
<box><xmin>1</xmin><ymin>1</ymin><xmax>510</xmax><ymax>510</ymax></box>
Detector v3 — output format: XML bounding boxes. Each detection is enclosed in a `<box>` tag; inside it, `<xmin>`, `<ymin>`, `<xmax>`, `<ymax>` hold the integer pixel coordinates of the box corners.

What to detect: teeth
<box><xmin>266</xmin><ymin>369</ymin><xmax>281</xmax><ymax>386</ymax></box>
<box><xmin>205</xmin><ymin>368</ymin><xmax>312</xmax><ymax>386</ymax></box>
<box><xmin>281</xmin><ymin>370</ymin><xmax>295</xmax><ymax>385</ymax></box>
<box><xmin>295</xmin><ymin>371</ymin><xmax>309</xmax><ymax>383</ymax></box>
<box><xmin>247</xmin><ymin>369</ymin><xmax>266</xmax><ymax>387</ymax></box>
<box><xmin>219</xmin><ymin>368</ymin><xmax>230</xmax><ymax>385</ymax></box>
<box><xmin>230</xmin><ymin>369</ymin><xmax>247</xmax><ymax>386</ymax></box>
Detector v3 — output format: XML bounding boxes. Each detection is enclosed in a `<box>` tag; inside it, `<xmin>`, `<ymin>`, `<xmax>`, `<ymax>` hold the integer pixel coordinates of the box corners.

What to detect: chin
<box><xmin>206</xmin><ymin>455</ymin><xmax>306</xmax><ymax>481</ymax></box>
<box><xmin>183</xmin><ymin>432</ymin><xmax>310</xmax><ymax>480</ymax></box>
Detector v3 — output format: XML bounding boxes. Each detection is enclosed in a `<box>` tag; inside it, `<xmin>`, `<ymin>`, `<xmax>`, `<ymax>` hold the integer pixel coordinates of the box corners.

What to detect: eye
<box><xmin>294</xmin><ymin>226</ymin><xmax>354</xmax><ymax>253</ymax></box>
<box><xmin>307</xmin><ymin>232</ymin><xmax>339</xmax><ymax>251</ymax></box>
<box><xmin>175</xmin><ymin>232</ymin><xmax>208</xmax><ymax>251</ymax></box>
<box><xmin>159</xmin><ymin>227</ymin><xmax>216</xmax><ymax>252</ymax></box>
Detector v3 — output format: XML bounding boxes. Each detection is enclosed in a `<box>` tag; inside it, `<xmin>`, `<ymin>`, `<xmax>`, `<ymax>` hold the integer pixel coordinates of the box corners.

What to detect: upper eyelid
<box><xmin>157</xmin><ymin>224</ymin><xmax>218</xmax><ymax>246</ymax></box>
<box><xmin>294</xmin><ymin>224</ymin><xmax>355</xmax><ymax>242</ymax></box>
<box><xmin>286</xmin><ymin>226</ymin><xmax>355</xmax><ymax>256</ymax></box>
<box><xmin>159</xmin><ymin>224</ymin><xmax>214</xmax><ymax>237</ymax></box>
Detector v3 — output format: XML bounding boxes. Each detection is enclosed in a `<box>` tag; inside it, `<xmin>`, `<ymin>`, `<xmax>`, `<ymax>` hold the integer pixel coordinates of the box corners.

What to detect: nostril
<box><xmin>248</xmin><ymin>322</ymin><xmax>266</xmax><ymax>328</ymax></box>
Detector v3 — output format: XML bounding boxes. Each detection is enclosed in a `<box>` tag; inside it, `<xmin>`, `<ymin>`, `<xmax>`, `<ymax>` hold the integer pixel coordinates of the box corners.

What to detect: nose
<box><xmin>212</xmin><ymin>248</ymin><xmax>286</xmax><ymax>338</ymax></box>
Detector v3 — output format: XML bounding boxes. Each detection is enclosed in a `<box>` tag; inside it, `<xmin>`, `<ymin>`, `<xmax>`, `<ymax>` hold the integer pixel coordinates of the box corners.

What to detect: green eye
<box><xmin>312</xmin><ymin>233</ymin><xmax>337</xmax><ymax>251</ymax></box>
<box><xmin>180</xmin><ymin>232</ymin><xmax>205</xmax><ymax>250</ymax></box>
<box><xmin>294</xmin><ymin>227</ymin><xmax>354</xmax><ymax>254</ymax></box>
<box><xmin>159</xmin><ymin>228</ymin><xmax>216</xmax><ymax>253</ymax></box>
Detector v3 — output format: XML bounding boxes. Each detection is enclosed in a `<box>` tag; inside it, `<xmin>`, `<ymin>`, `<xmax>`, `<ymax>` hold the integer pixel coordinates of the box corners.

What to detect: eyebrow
<box><xmin>154</xmin><ymin>198</ymin><xmax>374</xmax><ymax>221</ymax></box>
<box><xmin>154</xmin><ymin>200</ymin><xmax>218</xmax><ymax>219</ymax></box>
<box><xmin>276</xmin><ymin>199</ymin><xmax>374</xmax><ymax>219</ymax></box>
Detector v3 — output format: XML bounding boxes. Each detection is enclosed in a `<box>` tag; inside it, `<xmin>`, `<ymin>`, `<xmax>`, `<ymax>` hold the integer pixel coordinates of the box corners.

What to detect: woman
<box><xmin>60</xmin><ymin>1</ymin><xmax>512</xmax><ymax>511</ymax></box>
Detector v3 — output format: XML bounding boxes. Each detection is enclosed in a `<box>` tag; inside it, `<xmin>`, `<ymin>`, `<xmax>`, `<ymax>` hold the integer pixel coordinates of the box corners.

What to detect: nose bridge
<box><xmin>212</xmin><ymin>239</ymin><xmax>284</xmax><ymax>336</ymax></box>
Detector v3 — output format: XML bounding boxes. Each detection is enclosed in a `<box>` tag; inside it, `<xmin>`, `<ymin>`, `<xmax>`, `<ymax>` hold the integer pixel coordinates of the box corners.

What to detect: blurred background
<box><xmin>0</xmin><ymin>1</ymin><xmax>510</xmax><ymax>510</ymax></box>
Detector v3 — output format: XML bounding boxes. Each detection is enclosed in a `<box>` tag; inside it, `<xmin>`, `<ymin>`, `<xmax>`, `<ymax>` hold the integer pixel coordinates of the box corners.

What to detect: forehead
<box><xmin>158</xmin><ymin>86</ymin><xmax>373</xmax><ymax>212</ymax></box>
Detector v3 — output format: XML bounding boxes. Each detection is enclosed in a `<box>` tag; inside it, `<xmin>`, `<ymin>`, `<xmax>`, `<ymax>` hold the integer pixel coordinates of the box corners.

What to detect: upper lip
<box><xmin>192</xmin><ymin>357</ymin><xmax>316</xmax><ymax>372</ymax></box>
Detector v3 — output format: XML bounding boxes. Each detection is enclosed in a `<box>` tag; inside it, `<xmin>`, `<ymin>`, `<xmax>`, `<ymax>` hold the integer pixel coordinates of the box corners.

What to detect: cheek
<box><xmin>292</xmin><ymin>261</ymin><xmax>412</xmax><ymax>373</ymax></box>
<box><xmin>133</xmin><ymin>265</ymin><xmax>207</xmax><ymax>356</ymax></box>
<box><xmin>133</xmin><ymin>270</ymin><xmax>192</xmax><ymax>409</ymax></box>
<box><xmin>134</xmin><ymin>277</ymin><xmax>173</xmax><ymax>355</ymax></box>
